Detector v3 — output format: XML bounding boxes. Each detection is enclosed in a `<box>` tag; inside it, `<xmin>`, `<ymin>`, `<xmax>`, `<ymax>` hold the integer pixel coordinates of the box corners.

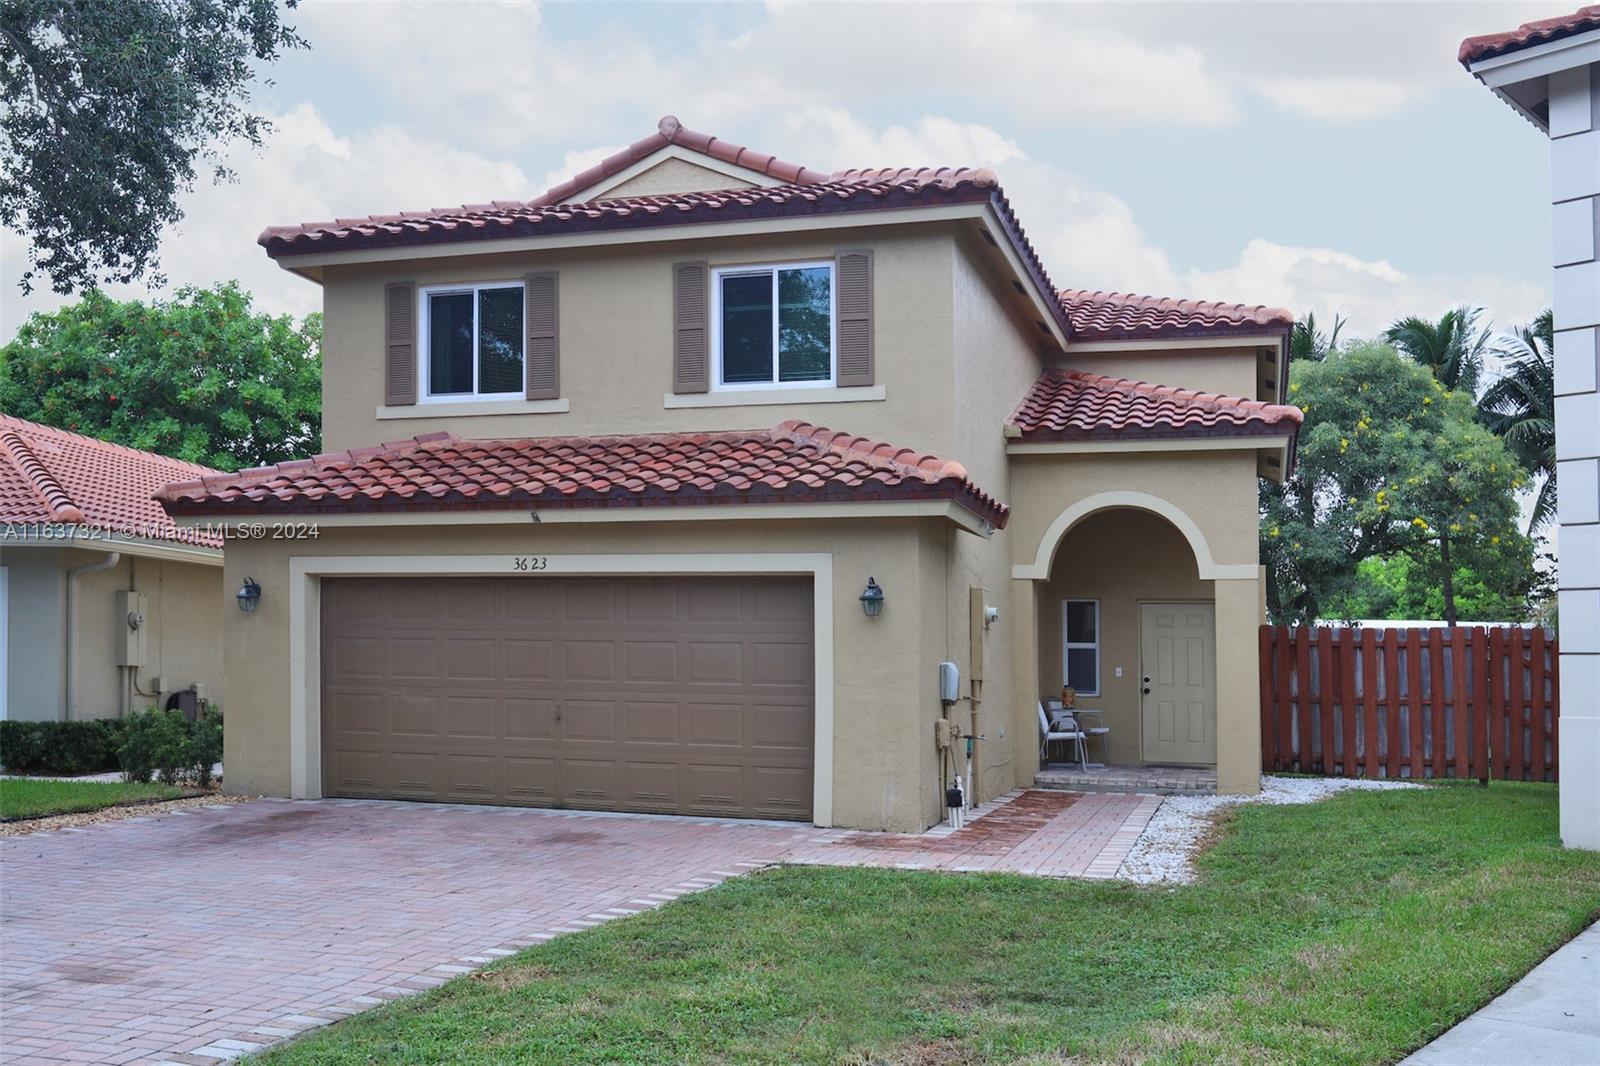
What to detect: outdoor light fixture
<box><xmin>236</xmin><ymin>577</ymin><xmax>262</xmax><ymax>614</ymax></box>
<box><xmin>859</xmin><ymin>577</ymin><xmax>885</xmax><ymax>618</ymax></box>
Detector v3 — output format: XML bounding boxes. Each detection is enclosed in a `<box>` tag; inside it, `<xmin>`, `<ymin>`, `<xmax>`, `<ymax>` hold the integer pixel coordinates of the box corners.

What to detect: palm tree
<box><xmin>1384</xmin><ymin>305</ymin><xmax>1492</xmax><ymax>395</ymax></box>
<box><xmin>1290</xmin><ymin>311</ymin><xmax>1345</xmax><ymax>362</ymax></box>
<box><xmin>1482</xmin><ymin>309</ymin><xmax>1556</xmax><ymax>533</ymax></box>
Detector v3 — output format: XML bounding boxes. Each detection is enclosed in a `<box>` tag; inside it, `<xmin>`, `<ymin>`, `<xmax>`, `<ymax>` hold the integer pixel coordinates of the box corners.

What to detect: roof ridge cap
<box><xmin>0</xmin><ymin>414</ymin><xmax>221</xmax><ymax>476</ymax></box>
<box><xmin>0</xmin><ymin>426</ymin><xmax>86</xmax><ymax>523</ymax></box>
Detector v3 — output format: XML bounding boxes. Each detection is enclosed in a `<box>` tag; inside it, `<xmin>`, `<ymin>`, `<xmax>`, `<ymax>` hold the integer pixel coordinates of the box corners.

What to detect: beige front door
<box><xmin>1139</xmin><ymin>602</ymin><xmax>1217</xmax><ymax>765</ymax></box>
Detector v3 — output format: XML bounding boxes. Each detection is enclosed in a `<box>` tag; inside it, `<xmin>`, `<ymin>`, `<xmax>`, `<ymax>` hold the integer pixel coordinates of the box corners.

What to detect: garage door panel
<box><xmin>330</xmin><ymin>636</ymin><xmax>384</xmax><ymax>680</ymax></box>
<box><xmin>443</xmin><ymin>754</ymin><xmax>497</xmax><ymax>800</ymax></box>
<box><xmin>686</xmin><ymin>763</ymin><xmax>743</xmax><ymax>811</ymax></box>
<box><xmin>687</xmin><ymin>702</ymin><xmax>743</xmax><ymax>747</ymax></box>
<box><xmin>564</xmin><ymin>699</ymin><xmax>616</xmax><ymax>741</ymax></box>
<box><xmin>504</xmin><ymin>639</ymin><xmax>555</xmax><ymax>680</ymax></box>
<box><xmin>327</xmin><ymin>690</ymin><xmax>385</xmax><ymax>736</ymax></box>
<box><xmin>505</xmin><ymin>757</ymin><xmax>558</xmax><ymax>803</ymax></box>
<box><xmin>505</xmin><ymin>697</ymin><xmax>557</xmax><ymax>740</ymax></box>
<box><xmin>445</xmin><ymin>638</ymin><xmax>497</xmax><ymax>680</ymax></box>
<box><xmin>321</xmin><ymin>576</ymin><xmax>812</xmax><ymax>819</ymax></box>
<box><xmin>623</xmin><ymin>701</ymin><xmax>678</xmax><ymax>743</ymax></box>
<box><xmin>752</xmin><ymin>641</ymin><xmax>811</xmax><ymax>686</ymax></box>
<box><xmin>389</xmin><ymin>693</ymin><xmax>441</xmax><ymax>737</ymax></box>
<box><xmin>388</xmin><ymin>752</ymin><xmax>440</xmax><ymax>795</ymax></box>
<box><xmin>687</xmin><ymin>642</ymin><xmax>743</xmax><ymax>684</ymax></box>
<box><xmin>750</xmin><ymin>703</ymin><xmax>812</xmax><ymax>750</ymax></box>
<box><xmin>443</xmin><ymin>696</ymin><xmax>496</xmax><ymax>739</ymax></box>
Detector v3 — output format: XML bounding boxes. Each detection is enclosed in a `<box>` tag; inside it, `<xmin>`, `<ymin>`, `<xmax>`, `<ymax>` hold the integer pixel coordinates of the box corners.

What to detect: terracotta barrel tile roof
<box><xmin>0</xmin><ymin>415</ymin><xmax>224</xmax><ymax>549</ymax></box>
<box><xmin>154</xmin><ymin>422</ymin><xmax>1009</xmax><ymax>529</ymax></box>
<box><xmin>1059</xmin><ymin>289</ymin><xmax>1294</xmax><ymax>342</ymax></box>
<box><xmin>1459</xmin><ymin>5</ymin><xmax>1600</xmax><ymax>65</ymax></box>
<box><xmin>1008</xmin><ymin>369</ymin><xmax>1303</xmax><ymax>442</ymax></box>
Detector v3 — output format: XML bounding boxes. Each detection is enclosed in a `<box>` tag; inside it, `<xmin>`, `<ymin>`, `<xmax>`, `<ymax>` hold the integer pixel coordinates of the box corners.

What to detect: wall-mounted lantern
<box><xmin>859</xmin><ymin>577</ymin><xmax>885</xmax><ymax>618</ymax></box>
<box><xmin>236</xmin><ymin>577</ymin><xmax>262</xmax><ymax>614</ymax></box>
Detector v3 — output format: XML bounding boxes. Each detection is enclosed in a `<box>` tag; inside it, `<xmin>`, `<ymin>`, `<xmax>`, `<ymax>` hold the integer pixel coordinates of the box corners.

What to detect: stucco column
<box><xmin>1009</xmin><ymin>578</ymin><xmax>1041</xmax><ymax>779</ymax></box>
<box><xmin>1214</xmin><ymin>575</ymin><xmax>1261</xmax><ymax>795</ymax></box>
<box><xmin>1550</xmin><ymin>64</ymin><xmax>1600</xmax><ymax>851</ymax></box>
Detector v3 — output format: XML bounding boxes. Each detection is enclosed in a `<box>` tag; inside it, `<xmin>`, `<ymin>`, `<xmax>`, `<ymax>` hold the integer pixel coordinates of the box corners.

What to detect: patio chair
<box><xmin>1037</xmin><ymin>701</ymin><xmax>1087</xmax><ymax>769</ymax></box>
<box><xmin>1073</xmin><ymin>707</ymin><xmax>1112</xmax><ymax>767</ymax></box>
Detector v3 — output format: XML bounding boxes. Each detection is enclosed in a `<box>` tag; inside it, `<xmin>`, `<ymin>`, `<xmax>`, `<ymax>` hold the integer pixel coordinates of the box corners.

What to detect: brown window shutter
<box><xmin>524</xmin><ymin>272</ymin><xmax>559</xmax><ymax>400</ymax></box>
<box><xmin>672</xmin><ymin>260</ymin><xmax>709</xmax><ymax>394</ymax></box>
<box><xmin>384</xmin><ymin>281</ymin><xmax>418</xmax><ymax>405</ymax></box>
<box><xmin>835</xmin><ymin>249</ymin><xmax>874</xmax><ymax>387</ymax></box>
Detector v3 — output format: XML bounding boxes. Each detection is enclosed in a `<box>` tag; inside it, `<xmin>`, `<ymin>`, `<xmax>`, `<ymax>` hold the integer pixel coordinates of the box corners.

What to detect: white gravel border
<box><xmin>1117</xmin><ymin>774</ymin><xmax>1420</xmax><ymax>884</ymax></box>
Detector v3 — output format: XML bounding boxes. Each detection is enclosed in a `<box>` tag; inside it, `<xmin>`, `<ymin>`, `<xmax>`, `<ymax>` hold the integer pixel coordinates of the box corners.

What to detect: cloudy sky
<box><xmin>0</xmin><ymin>0</ymin><xmax>1562</xmax><ymax>343</ymax></box>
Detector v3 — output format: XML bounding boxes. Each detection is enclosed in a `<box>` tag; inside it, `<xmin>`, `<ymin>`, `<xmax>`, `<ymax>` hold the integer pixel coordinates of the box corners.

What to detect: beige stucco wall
<box><xmin>220</xmin><ymin>517</ymin><xmax>970</xmax><ymax>831</ymax></box>
<box><xmin>319</xmin><ymin>224</ymin><xmax>960</xmax><ymax>458</ymax></box>
<box><xmin>1036</xmin><ymin>510</ymin><xmax>1212</xmax><ymax>765</ymax></box>
<box><xmin>1056</xmin><ymin>347</ymin><xmax>1265</xmax><ymax>400</ymax></box>
<box><xmin>1</xmin><ymin>546</ymin><xmax>223</xmax><ymax>722</ymax></box>
<box><xmin>594</xmin><ymin>158</ymin><xmax>755</xmax><ymax>200</ymax></box>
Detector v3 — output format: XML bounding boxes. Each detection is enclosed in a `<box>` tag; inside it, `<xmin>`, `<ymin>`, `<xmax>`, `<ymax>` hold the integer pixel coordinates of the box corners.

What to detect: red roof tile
<box><xmin>154</xmin><ymin>422</ymin><xmax>1009</xmax><ymax>529</ymax></box>
<box><xmin>1007</xmin><ymin>369</ymin><xmax>1303</xmax><ymax>442</ymax></box>
<box><xmin>1060</xmin><ymin>290</ymin><xmax>1294</xmax><ymax>343</ymax></box>
<box><xmin>0</xmin><ymin>416</ymin><xmax>224</xmax><ymax>549</ymax></box>
<box><xmin>1460</xmin><ymin>5</ymin><xmax>1600</xmax><ymax>65</ymax></box>
<box><xmin>526</xmin><ymin>115</ymin><xmax>833</xmax><ymax>208</ymax></box>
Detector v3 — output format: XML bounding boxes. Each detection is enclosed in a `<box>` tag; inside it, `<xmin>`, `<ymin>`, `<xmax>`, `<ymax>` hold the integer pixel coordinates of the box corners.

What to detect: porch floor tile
<box><xmin>781</xmin><ymin>790</ymin><xmax>1162</xmax><ymax>879</ymax></box>
<box><xmin>1033</xmin><ymin>763</ymin><xmax>1217</xmax><ymax>795</ymax></box>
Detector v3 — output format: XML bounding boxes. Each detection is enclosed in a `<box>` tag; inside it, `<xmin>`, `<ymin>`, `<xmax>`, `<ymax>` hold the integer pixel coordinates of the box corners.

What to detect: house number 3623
<box><xmin>511</xmin><ymin>556</ymin><xmax>549</xmax><ymax>571</ymax></box>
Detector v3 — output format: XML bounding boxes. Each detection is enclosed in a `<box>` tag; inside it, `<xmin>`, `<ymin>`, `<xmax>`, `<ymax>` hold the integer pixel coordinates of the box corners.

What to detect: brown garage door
<box><xmin>320</xmin><ymin>576</ymin><xmax>814</xmax><ymax>820</ymax></box>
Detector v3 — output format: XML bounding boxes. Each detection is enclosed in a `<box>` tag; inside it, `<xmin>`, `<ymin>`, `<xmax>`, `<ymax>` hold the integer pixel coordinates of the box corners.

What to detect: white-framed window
<box><xmin>420</xmin><ymin>281</ymin><xmax>524</xmax><ymax>401</ymax></box>
<box><xmin>710</xmin><ymin>261</ymin><xmax>835</xmax><ymax>390</ymax></box>
<box><xmin>1062</xmin><ymin>599</ymin><xmax>1100</xmax><ymax>697</ymax></box>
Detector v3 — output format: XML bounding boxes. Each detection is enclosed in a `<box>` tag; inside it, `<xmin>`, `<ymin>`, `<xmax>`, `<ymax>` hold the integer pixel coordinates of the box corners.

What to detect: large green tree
<box><xmin>0</xmin><ymin>282</ymin><xmax>320</xmax><ymax>470</ymax></box>
<box><xmin>0</xmin><ymin>0</ymin><xmax>305</xmax><ymax>294</ymax></box>
<box><xmin>1322</xmin><ymin>549</ymin><xmax>1543</xmax><ymax>623</ymax></box>
<box><xmin>1482</xmin><ymin>309</ymin><xmax>1556</xmax><ymax>533</ymax></box>
<box><xmin>1384</xmin><ymin>305</ymin><xmax>1492</xmax><ymax>396</ymax></box>
<box><xmin>1262</xmin><ymin>341</ymin><xmax>1528</xmax><ymax>626</ymax></box>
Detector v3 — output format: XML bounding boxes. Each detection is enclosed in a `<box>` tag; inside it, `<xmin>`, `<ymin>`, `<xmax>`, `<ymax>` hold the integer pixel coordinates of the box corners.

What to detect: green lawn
<box><xmin>0</xmin><ymin>778</ymin><xmax>185</xmax><ymax>820</ymax></box>
<box><xmin>256</xmin><ymin>782</ymin><xmax>1600</xmax><ymax>1065</ymax></box>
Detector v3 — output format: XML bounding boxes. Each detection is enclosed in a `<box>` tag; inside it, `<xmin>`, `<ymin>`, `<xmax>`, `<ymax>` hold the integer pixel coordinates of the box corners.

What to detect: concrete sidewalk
<box><xmin>1401</xmin><ymin>921</ymin><xmax>1600</xmax><ymax>1065</ymax></box>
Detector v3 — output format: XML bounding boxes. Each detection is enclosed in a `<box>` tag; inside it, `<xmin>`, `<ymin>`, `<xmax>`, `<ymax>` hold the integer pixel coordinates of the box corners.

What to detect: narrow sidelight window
<box><xmin>421</xmin><ymin>282</ymin><xmax>524</xmax><ymax>400</ymax></box>
<box><xmin>1063</xmin><ymin>599</ymin><xmax>1100</xmax><ymax>696</ymax></box>
<box><xmin>711</xmin><ymin>262</ymin><xmax>834</xmax><ymax>389</ymax></box>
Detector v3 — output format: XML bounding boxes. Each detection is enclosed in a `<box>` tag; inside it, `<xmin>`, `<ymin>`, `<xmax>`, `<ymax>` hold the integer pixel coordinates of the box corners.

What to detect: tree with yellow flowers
<box><xmin>1263</xmin><ymin>341</ymin><xmax>1533</xmax><ymax>626</ymax></box>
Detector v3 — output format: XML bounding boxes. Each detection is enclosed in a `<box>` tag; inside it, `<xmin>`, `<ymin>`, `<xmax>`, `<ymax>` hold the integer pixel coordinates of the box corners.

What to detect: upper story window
<box><xmin>422</xmin><ymin>282</ymin><xmax>523</xmax><ymax>400</ymax></box>
<box><xmin>711</xmin><ymin>262</ymin><xmax>834</xmax><ymax>390</ymax></box>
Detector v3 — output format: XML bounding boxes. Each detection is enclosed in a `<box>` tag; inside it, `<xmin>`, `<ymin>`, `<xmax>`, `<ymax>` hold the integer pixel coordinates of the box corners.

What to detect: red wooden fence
<box><xmin>1259</xmin><ymin>625</ymin><xmax>1559</xmax><ymax>781</ymax></box>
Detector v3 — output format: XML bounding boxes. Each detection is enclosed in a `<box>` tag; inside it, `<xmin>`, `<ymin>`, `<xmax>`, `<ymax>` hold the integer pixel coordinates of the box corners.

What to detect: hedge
<box><xmin>0</xmin><ymin>719</ymin><xmax>123</xmax><ymax>775</ymax></box>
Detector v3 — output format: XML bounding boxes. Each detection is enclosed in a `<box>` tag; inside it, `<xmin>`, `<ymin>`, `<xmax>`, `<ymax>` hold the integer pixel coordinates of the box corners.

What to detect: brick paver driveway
<box><xmin>0</xmin><ymin>799</ymin><xmax>821</xmax><ymax>1065</ymax></box>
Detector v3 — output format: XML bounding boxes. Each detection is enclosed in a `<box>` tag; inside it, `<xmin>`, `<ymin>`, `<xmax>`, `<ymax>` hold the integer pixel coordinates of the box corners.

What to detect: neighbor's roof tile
<box><xmin>1008</xmin><ymin>369</ymin><xmax>1303</xmax><ymax>442</ymax></box>
<box><xmin>1060</xmin><ymin>290</ymin><xmax>1293</xmax><ymax>342</ymax></box>
<box><xmin>1459</xmin><ymin>5</ymin><xmax>1600</xmax><ymax>65</ymax></box>
<box><xmin>155</xmin><ymin>422</ymin><xmax>1009</xmax><ymax>529</ymax></box>
<box><xmin>0</xmin><ymin>415</ymin><xmax>223</xmax><ymax>549</ymax></box>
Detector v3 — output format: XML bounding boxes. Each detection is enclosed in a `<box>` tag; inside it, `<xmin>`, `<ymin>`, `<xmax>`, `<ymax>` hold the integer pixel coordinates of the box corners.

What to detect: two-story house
<box><xmin>157</xmin><ymin>117</ymin><xmax>1300</xmax><ymax>831</ymax></box>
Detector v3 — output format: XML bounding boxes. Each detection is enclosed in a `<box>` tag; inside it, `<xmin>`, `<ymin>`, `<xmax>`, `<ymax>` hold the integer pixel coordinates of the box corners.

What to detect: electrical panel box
<box><xmin>115</xmin><ymin>590</ymin><xmax>148</xmax><ymax>667</ymax></box>
<box><xmin>939</xmin><ymin>660</ymin><xmax>960</xmax><ymax>703</ymax></box>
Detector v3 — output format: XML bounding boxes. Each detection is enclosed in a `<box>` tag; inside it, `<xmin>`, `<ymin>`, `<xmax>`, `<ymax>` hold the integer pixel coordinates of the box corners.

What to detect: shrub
<box><xmin>117</xmin><ymin>707</ymin><xmax>223</xmax><ymax>786</ymax></box>
<box><xmin>0</xmin><ymin>720</ymin><xmax>122</xmax><ymax>775</ymax></box>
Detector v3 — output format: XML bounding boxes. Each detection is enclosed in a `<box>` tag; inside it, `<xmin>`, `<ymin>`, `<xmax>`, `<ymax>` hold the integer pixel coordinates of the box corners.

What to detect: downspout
<box><xmin>65</xmin><ymin>551</ymin><xmax>119</xmax><ymax>721</ymax></box>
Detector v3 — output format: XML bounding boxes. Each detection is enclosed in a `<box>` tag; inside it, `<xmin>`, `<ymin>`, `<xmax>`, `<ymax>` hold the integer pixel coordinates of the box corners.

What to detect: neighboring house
<box><xmin>156</xmin><ymin>116</ymin><xmax>1300</xmax><ymax>831</ymax></box>
<box><xmin>1462</xmin><ymin>7</ymin><xmax>1600</xmax><ymax>851</ymax></box>
<box><xmin>0</xmin><ymin>416</ymin><xmax>224</xmax><ymax>723</ymax></box>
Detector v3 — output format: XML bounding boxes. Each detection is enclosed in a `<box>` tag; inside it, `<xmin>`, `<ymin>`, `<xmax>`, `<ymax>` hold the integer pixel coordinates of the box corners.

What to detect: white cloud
<box><xmin>2</xmin><ymin>104</ymin><xmax>533</xmax><ymax>335</ymax></box>
<box><xmin>1251</xmin><ymin>78</ymin><xmax>1418</xmax><ymax>123</ymax></box>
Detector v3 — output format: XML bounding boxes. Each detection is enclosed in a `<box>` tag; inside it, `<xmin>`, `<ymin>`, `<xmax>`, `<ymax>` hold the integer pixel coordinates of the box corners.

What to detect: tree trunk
<box><xmin>1439</xmin><ymin>530</ymin><xmax>1458</xmax><ymax>627</ymax></box>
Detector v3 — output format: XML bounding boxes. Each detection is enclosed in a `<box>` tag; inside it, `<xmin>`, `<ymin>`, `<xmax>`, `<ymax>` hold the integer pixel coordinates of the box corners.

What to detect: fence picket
<box><xmin>1260</xmin><ymin>625</ymin><xmax>1558</xmax><ymax>783</ymax></box>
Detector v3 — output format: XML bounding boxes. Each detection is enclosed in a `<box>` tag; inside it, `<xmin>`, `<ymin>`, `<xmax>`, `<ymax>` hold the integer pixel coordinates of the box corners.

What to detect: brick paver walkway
<box><xmin>0</xmin><ymin>790</ymin><xmax>1158</xmax><ymax>1064</ymax></box>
